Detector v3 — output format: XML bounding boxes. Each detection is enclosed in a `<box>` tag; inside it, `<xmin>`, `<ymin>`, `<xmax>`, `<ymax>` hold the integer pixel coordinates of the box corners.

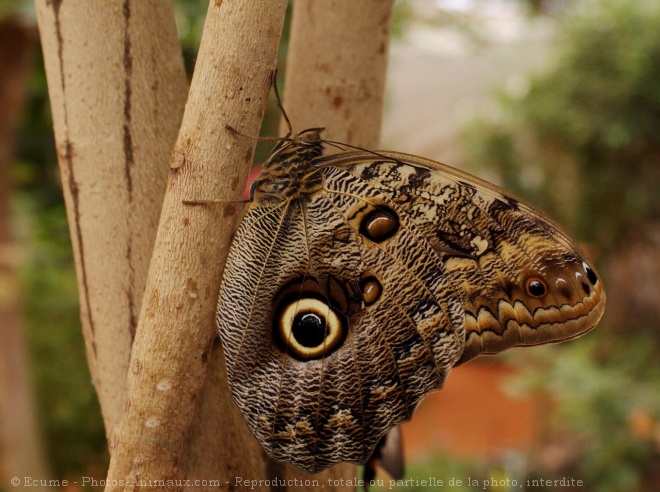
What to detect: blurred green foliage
<box><xmin>0</xmin><ymin>0</ymin><xmax>31</xmax><ymax>22</ymax></box>
<box><xmin>461</xmin><ymin>0</ymin><xmax>660</xmax><ymax>490</ymax></box>
<box><xmin>370</xmin><ymin>453</ymin><xmax>486</xmax><ymax>492</ymax></box>
<box><xmin>462</xmin><ymin>0</ymin><xmax>660</xmax><ymax>250</ymax></box>
<box><xmin>504</xmin><ymin>339</ymin><xmax>660</xmax><ymax>492</ymax></box>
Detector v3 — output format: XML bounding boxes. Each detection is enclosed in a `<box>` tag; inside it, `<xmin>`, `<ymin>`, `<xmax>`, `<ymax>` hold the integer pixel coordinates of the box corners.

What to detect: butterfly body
<box><xmin>217</xmin><ymin>128</ymin><xmax>605</xmax><ymax>473</ymax></box>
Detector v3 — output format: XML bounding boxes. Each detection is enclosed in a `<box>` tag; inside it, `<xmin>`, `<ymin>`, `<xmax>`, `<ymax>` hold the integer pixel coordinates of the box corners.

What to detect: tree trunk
<box><xmin>34</xmin><ymin>0</ymin><xmax>188</xmax><ymax>438</ymax></box>
<box><xmin>105</xmin><ymin>1</ymin><xmax>291</xmax><ymax>487</ymax></box>
<box><xmin>0</xmin><ymin>17</ymin><xmax>51</xmax><ymax>487</ymax></box>
<box><xmin>284</xmin><ymin>0</ymin><xmax>393</xmax><ymax>148</ymax></box>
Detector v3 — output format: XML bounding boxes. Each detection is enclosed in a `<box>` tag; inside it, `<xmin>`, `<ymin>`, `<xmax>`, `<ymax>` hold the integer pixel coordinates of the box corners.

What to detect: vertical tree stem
<box><xmin>35</xmin><ymin>0</ymin><xmax>187</xmax><ymax>436</ymax></box>
<box><xmin>285</xmin><ymin>0</ymin><xmax>394</xmax><ymax>148</ymax></box>
<box><xmin>105</xmin><ymin>0</ymin><xmax>288</xmax><ymax>486</ymax></box>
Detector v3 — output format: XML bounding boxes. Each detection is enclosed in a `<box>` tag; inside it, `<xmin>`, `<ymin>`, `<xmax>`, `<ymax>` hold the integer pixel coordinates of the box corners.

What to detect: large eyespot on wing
<box><xmin>271</xmin><ymin>278</ymin><xmax>348</xmax><ymax>361</ymax></box>
<box><xmin>250</xmin><ymin>182</ymin><xmax>467</xmax><ymax>473</ymax></box>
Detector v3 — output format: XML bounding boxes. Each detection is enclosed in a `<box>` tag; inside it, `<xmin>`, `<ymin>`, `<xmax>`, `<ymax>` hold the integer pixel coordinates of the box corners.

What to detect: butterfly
<box><xmin>215</xmin><ymin>125</ymin><xmax>606</xmax><ymax>474</ymax></box>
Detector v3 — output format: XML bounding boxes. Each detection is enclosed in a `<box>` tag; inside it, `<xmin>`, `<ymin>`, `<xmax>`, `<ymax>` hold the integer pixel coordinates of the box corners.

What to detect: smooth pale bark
<box><xmin>0</xmin><ymin>19</ymin><xmax>51</xmax><ymax>486</ymax></box>
<box><xmin>34</xmin><ymin>0</ymin><xmax>187</xmax><ymax>437</ymax></box>
<box><xmin>105</xmin><ymin>1</ymin><xmax>290</xmax><ymax>487</ymax></box>
<box><xmin>284</xmin><ymin>0</ymin><xmax>394</xmax><ymax>148</ymax></box>
<box><xmin>281</xmin><ymin>0</ymin><xmax>396</xmax><ymax>484</ymax></box>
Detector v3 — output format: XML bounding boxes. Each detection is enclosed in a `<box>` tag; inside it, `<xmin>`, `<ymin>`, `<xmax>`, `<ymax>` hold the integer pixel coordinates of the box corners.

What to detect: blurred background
<box><xmin>0</xmin><ymin>0</ymin><xmax>658</xmax><ymax>490</ymax></box>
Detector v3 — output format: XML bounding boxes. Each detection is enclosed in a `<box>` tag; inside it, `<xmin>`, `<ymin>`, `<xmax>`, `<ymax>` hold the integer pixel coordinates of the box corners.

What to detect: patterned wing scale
<box><xmin>319</xmin><ymin>151</ymin><xmax>606</xmax><ymax>364</ymax></box>
<box><xmin>216</xmin><ymin>131</ymin><xmax>606</xmax><ymax>474</ymax></box>
<box><xmin>219</xmin><ymin>172</ymin><xmax>465</xmax><ymax>472</ymax></box>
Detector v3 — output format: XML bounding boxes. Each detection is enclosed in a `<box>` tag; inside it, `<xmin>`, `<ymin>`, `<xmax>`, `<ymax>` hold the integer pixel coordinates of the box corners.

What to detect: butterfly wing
<box><xmin>319</xmin><ymin>150</ymin><xmax>606</xmax><ymax>364</ymax></box>
<box><xmin>218</xmin><ymin>165</ymin><xmax>466</xmax><ymax>472</ymax></box>
<box><xmin>218</xmin><ymin>149</ymin><xmax>606</xmax><ymax>474</ymax></box>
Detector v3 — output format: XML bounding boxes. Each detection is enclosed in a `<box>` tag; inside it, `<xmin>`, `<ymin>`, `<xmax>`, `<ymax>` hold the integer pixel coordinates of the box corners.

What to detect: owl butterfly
<box><xmin>216</xmin><ymin>124</ymin><xmax>605</xmax><ymax>474</ymax></box>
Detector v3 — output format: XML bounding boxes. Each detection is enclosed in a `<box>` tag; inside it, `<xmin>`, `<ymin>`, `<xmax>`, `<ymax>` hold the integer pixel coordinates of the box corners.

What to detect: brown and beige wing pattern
<box><xmin>218</xmin><ymin>172</ymin><xmax>465</xmax><ymax>472</ymax></box>
<box><xmin>321</xmin><ymin>150</ymin><xmax>606</xmax><ymax>364</ymax></box>
<box><xmin>216</xmin><ymin>133</ymin><xmax>605</xmax><ymax>474</ymax></box>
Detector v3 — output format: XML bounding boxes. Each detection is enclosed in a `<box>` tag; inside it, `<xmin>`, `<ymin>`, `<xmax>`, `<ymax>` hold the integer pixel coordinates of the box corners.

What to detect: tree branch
<box><xmin>285</xmin><ymin>0</ymin><xmax>394</xmax><ymax>147</ymax></box>
<box><xmin>34</xmin><ymin>0</ymin><xmax>187</xmax><ymax>436</ymax></box>
<box><xmin>105</xmin><ymin>0</ymin><xmax>288</xmax><ymax>486</ymax></box>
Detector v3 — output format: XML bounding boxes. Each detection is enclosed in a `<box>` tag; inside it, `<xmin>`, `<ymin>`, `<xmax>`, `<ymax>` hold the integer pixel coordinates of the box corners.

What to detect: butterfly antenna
<box><xmin>324</xmin><ymin>140</ymin><xmax>352</xmax><ymax>153</ymax></box>
<box><xmin>322</xmin><ymin>138</ymin><xmax>403</xmax><ymax>163</ymax></box>
<box><xmin>225</xmin><ymin>70</ymin><xmax>294</xmax><ymax>145</ymax></box>
<box><xmin>225</xmin><ymin>124</ymin><xmax>287</xmax><ymax>143</ymax></box>
<box><xmin>271</xmin><ymin>70</ymin><xmax>293</xmax><ymax>138</ymax></box>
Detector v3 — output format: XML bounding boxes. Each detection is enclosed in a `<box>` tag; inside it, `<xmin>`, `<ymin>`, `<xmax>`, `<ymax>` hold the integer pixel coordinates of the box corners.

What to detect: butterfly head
<box><xmin>292</xmin><ymin>127</ymin><xmax>325</xmax><ymax>146</ymax></box>
<box><xmin>266</xmin><ymin>127</ymin><xmax>326</xmax><ymax>166</ymax></box>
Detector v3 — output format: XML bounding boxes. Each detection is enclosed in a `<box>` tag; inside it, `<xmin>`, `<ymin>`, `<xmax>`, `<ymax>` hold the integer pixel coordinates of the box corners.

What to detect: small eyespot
<box><xmin>525</xmin><ymin>277</ymin><xmax>548</xmax><ymax>298</ymax></box>
<box><xmin>360</xmin><ymin>276</ymin><xmax>382</xmax><ymax>306</ymax></box>
<box><xmin>274</xmin><ymin>297</ymin><xmax>345</xmax><ymax>360</ymax></box>
<box><xmin>583</xmin><ymin>262</ymin><xmax>598</xmax><ymax>285</ymax></box>
<box><xmin>360</xmin><ymin>207</ymin><xmax>399</xmax><ymax>243</ymax></box>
